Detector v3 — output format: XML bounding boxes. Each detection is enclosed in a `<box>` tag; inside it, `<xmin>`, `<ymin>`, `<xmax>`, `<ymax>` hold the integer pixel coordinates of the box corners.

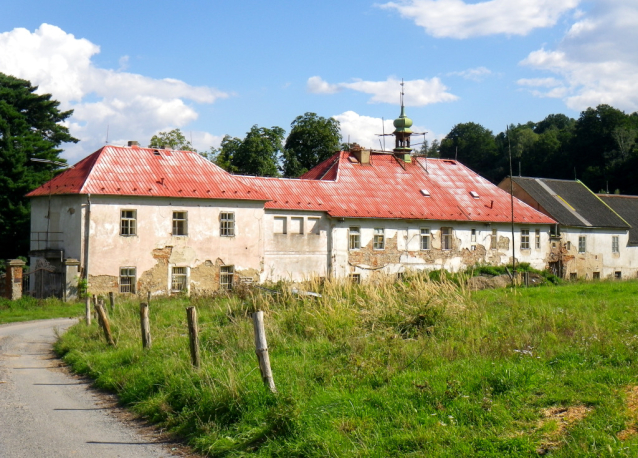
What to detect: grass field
<box><xmin>55</xmin><ymin>277</ymin><xmax>638</xmax><ymax>457</ymax></box>
<box><xmin>0</xmin><ymin>296</ymin><xmax>83</xmax><ymax>324</ymax></box>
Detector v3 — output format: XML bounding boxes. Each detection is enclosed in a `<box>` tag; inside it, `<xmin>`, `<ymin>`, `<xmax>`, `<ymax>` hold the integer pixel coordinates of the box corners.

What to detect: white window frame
<box><xmin>220</xmin><ymin>265</ymin><xmax>234</xmax><ymax>290</ymax></box>
<box><xmin>120</xmin><ymin>210</ymin><xmax>136</xmax><ymax>236</ymax></box>
<box><xmin>172</xmin><ymin>211</ymin><xmax>188</xmax><ymax>236</ymax></box>
<box><xmin>578</xmin><ymin>236</ymin><xmax>586</xmax><ymax>253</ymax></box>
<box><xmin>521</xmin><ymin>229</ymin><xmax>530</xmax><ymax>249</ymax></box>
<box><xmin>612</xmin><ymin>235</ymin><xmax>619</xmax><ymax>253</ymax></box>
<box><xmin>441</xmin><ymin>227</ymin><xmax>452</xmax><ymax>250</ymax></box>
<box><xmin>373</xmin><ymin>228</ymin><xmax>385</xmax><ymax>250</ymax></box>
<box><xmin>420</xmin><ymin>228</ymin><xmax>430</xmax><ymax>250</ymax></box>
<box><xmin>171</xmin><ymin>266</ymin><xmax>187</xmax><ymax>293</ymax></box>
<box><xmin>349</xmin><ymin>227</ymin><xmax>360</xmax><ymax>250</ymax></box>
<box><xmin>220</xmin><ymin>212</ymin><xmax>235</xmax><ymax>237</ymax></box>
<box><xmin>119</xmin><ymin>267</ymin><xmax>136</xmax><ymax>293</ymax></box>
<box><xmin>535</xmin><ymin>229</ymin><xmax>541</xmax><ymax>249</ymax></box>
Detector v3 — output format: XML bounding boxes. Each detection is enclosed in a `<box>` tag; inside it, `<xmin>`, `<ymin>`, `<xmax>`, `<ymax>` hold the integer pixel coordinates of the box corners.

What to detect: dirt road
<box><xmin>0</xmin><ymin>318</ymin><xmax>180</xmax><ymax>458</ymax></box>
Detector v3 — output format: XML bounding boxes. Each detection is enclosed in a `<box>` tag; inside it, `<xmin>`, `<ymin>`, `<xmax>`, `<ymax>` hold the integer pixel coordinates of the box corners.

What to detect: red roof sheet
<box><xmin>26</xmin><ymin>145</ymin><xmax>267</xmax><ymax>201</ymax></box>
<box><xmin>240</xmin><ymin>152</ymin><xmax>556</xmax><ymax>224</ymax></box>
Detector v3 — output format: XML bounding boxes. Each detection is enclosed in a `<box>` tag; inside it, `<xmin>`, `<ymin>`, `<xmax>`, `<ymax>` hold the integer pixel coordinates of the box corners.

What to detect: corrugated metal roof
<box><xmin>26</xmin><ymin>145</ymin><xmax>267</xmax><ymax>201</ymax></box>
<box><xmin>240</xmin><ymin>152</ymin><xmax>555</xmax><ymax>224</ymax></box>
<box><xmin>509</xmin><ymin>177</ymin><xmax>629</xmax><ymax>228</ymax></box>
<box><xmin>598</xmin><ymin>194</ymin><xmax>638</xmax><ymax>244</ymax></box>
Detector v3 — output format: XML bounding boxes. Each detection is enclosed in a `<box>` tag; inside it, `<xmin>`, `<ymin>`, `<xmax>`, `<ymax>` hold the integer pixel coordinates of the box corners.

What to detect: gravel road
<box><xmin>0</xmin><ymin>318</ymin><xmax>182</xmax><ymax>458</ymax></box>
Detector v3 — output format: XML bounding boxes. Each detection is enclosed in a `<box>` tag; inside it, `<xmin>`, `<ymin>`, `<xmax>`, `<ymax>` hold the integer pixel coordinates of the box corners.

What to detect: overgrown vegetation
<box><xmin>56</xmin><ymin>276</ymin><xmax>638</xmax><ymax>456</ymax></box>
<box><xmin>0</xmin><ymin>296</ymin><xmax>83</xmax><ymax>324</ymax></box>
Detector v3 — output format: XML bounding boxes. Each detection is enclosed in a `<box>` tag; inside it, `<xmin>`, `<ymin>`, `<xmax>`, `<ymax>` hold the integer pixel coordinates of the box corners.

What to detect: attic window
<box><xmin>153</xmin><ymin>150</ymin><xmax>161</xmax><ymax>156</ymax></box>
<box><xmin>443</xmin><ymin>160</ymin><xmax>456</xmax><ymax>164</ymax></box>
<box><xmin>470</xmin><ymin>191</ymin><xmax>480</xmax><ymax>199</ymax></box>
<box><xmin>420</xmin><ymin>189</ymin><xmax>431</xmax><ymax>197</ymax></box>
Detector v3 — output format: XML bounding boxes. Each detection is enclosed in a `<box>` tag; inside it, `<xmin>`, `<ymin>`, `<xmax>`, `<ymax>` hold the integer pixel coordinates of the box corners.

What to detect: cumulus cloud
<box><xmin>0</xmin><ymin>24</ymin><xmax>228</xmax><ymax>161</ymax></box>
<box><xmin>520</xmin><ymin>1</ymin><xmax>638</xmax><ymax>112</ymax></box>
<box><xmin>308</xmin><ymin>76</ymin><xmax>458</xmax><ymax>106</ymax></box>
<box><xmin>447</xmin><ymin>66</ymin><xmax>492</xmax><ymax>81</ymax></box>
<box><xmin>333</xmin><ymin>110</ymin><xmax>439</xmax><ymax>151</ymax></box>
<box><xmin>380</xmin><ymin>0</ymin><xmax>580</xmax><ymax>39</ymax></box>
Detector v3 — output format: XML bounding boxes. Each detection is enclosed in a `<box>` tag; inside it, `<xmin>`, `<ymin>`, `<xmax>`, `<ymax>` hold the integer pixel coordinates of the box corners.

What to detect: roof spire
<box><xmin>393</xmin><ymin>79</ymin><xmax>413</xmax><ymax>161</ymax></box>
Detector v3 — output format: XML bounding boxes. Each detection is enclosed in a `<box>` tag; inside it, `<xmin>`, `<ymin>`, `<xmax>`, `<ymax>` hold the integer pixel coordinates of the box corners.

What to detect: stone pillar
<box><xmin>5</xmin><ymin>259</ymin><xmax>26</xmax><ymax>300</ymax></box>
<box><xmin>64</xmin><ymin>258</ymin><xmax>81</xmax><ymax>302</ymax></box>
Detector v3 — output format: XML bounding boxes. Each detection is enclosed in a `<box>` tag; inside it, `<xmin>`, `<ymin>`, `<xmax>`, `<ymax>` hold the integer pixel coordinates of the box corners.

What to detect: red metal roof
<box><xmin>26</xmin><ymin>145</ymin><xmax>267</xmax><ymax>201</ymax></box>
<box><xmin>240</xmin><ymin>152</ymin><xmax>556</xmax><ymax>224</ymax></box>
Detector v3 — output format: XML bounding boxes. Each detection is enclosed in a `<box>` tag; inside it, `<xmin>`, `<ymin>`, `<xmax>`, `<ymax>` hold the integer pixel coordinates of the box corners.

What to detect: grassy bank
<box><xmin>0</xmin><ymin>296</ymin><xmax>83</xmax><ymax>324</ymax></box>
<box><xmin>55</xmin><ymin>277</ymin><xmax>638</xmax><ymax>457</ymax></box>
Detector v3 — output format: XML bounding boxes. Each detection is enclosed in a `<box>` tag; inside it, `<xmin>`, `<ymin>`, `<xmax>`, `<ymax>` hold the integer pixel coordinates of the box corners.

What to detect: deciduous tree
<box><xmin>148</xmin><ymin>128</ymin><xmax>195</xmax><ymax>151</ymax></box>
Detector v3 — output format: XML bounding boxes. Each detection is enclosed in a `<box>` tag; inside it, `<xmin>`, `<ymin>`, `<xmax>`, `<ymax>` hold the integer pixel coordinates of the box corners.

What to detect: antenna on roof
<box><xmin>190</xmin><ymin>131</ymin><xmax>193</xmax><ymax>150</ymax></box>
<box><xmin>105</xmin><ymin>124</ymin><xmax>109</xmax><ymax>144</ymax></box>
<box><xmin>424</xmin><ymin>133</ymin><xmax>428</xmax><ymax>172</ymax></box>
<box><xmin>574</xmin><ymin>167</ymin><xmax>577</xmax><ymax>180</ymax></box>
<box><xmin>382</xmin><ymin>117</ymin><xmax>385</xmax><ymax>151</ymax></box>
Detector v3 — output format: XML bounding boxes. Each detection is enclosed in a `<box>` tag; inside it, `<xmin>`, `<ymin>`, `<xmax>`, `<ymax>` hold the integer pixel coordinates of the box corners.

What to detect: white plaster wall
<box><xmin>261</xmin><ymin>210</ymin><xmax>330</xmax><ymax>282</ymax></box>
<box><xmin>85</xmin><ymin>195</ymin><xmax>265</xmax><ymax>293</ymax></box>
<box><xmin>29</xmin><ymin>195</ymin><xmax>84</xmax><ymax>261</ymax></box>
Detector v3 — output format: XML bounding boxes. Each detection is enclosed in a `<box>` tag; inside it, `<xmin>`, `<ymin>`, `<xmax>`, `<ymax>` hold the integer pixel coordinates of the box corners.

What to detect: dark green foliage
<box><xmin>0</xmin><ymin>73</ymin><xmax>78</xmax><ymax>259</ymax></box>
<box><xmin>440</xmin><ymin>122</ymin><xmax>501</xmax><ymax>182</ymax></box>
<box><xmin>281</xmin><ymin>112</ymin><xmax>341</xmax><ymax>177</ymax></box>
<box><xmin>214</xmin><ymin>125</ymin><xmax>285</xmax><ymax>177</ymax></box>
<box><xmin>148</xmin><ymin>128</ymin><xmax>195</xmax><ymax>151</ymax></box>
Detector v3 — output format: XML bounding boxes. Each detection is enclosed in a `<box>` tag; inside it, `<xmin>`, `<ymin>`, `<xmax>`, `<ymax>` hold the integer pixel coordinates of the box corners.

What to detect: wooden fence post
<box><xmin>186</xmin><ymin>307</ymin><xmax>200</xmax><ymax>367</ymax></box>
<box><xmin>252</xmin><ymin>311</ymin><xmax>276</xmax><ymax>393</ymax></box>
<box><xmin>108</xmin><ymin>291</ymin><xmax>115</xmax><ymax>312</ymax></box>
<box><xmin>85</xmin><ymin>296</ymin><xmax>91</xmax><ymax>326</ymax></box>
<box><xmin>140</xmin><ymin>303</ymin><xmax>151</xmax><ymax>349</ymax></box>
<box><xmin>147</xmin><ymin>291</ymin><xmax>151</xmax><ymax>304</ymax></box>
<box><xmin>95</xmin><ymin>302</ymin><xmax>115</xmax><ymax>346</ymax></box>
<box><xmin>93</xmin><ymin>295</ymin><xmax>101</xmax><ymax>326</ymax></box>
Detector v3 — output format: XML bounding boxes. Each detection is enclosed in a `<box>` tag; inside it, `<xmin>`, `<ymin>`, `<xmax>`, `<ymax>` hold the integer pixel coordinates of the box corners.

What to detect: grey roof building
<box><xmin>598</xmin><ymin>194</ymin><xmax>638</xmax><ymax>246</ymax></box>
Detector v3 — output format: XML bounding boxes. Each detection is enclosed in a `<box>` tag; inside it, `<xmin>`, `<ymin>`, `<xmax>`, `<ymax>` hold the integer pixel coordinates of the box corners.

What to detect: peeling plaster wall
<box><xmin>85</xmin><ymin>195</ymin><xmax>265</xmax><ymax>295</ymax></box>
<box><xmin>261</xmin><ymin>211</ymin><xmax>330</xmax><ymax>282</ymax></box>
<box><xmin>29</xmin><ymin>195</ymin><xmax>84</xmax><ymax>260</ymax></box>
<box><xmin>332</xmin><ymin>220</ymin><xmax>552</xmax><ymax>280</ymax></box>
<box><xmin>557</xmin><ymin>228</ymin><xmax>638</xmax><ymax>279</ymax></box>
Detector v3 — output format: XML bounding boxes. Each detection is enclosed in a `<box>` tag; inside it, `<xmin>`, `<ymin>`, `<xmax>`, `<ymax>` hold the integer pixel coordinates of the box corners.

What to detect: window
<box><xmin>119</xmin><ymin>267</ymin><xmax>136</xmax><ymax>293</ymax></box>
<box><xmin>578</xmin><ymin>236</ymin><xmax>586</xmax><ymax>253</ymax></box>
<box><xmin>441</xmin><ymin>227</ymin><xmax>452</xmax><ymax>250</ymax></box>
<box><xmin>491</xmin><ymin>228</ymin><xmax>497</xmax><ymax>250</ymax></box>
<box><xmin>120</xmin><ymin>210</ymin><xmax>136</xmax><ymax>236</ymax></box>
<box><xmin>521</xmin><ymin>229</ymin><xmax>530</xmax><ymax>249</ymax></box>
<box><xmin>593</xmin><ymin>272</ymin><xmax>600</xmax><ymax>280</ymax></box>
<box><xmin>535</xmin><ymin>229</ymin><xmax>541</xmax><ymax>249</ymax></box>
<box><xmin>615</xmin><ymin>271</ymin><xmax>622</xmax><ymax>279</ymax></box>
<box><xmin>566</xmin><ymin>241</ymin><xmax>572</xmax><ymax>251</ymax></box>
<box><xmin>349</xmin><ymin>227</ymin><xmax>360</xmax><ymax>250</ymax></box>
<box><xmin>612</xmin><ymin>236</ymin><xmax>619</xmax><ymax>253</ymax></box>
<box><xmin>307</xmin><ymin>217</ymin><xmax>320</xmax><ymax>235</ymax></box>
<box><xmin>349</xmin><ymin>273</ymin><xmax>361</xmax><ymax>284</ymax></box>
<box><xmin>220</xmin><ymin>265</ymin><xmax>234</xmax><ymax>290</ymax></box>
<box><xmin>471</xmin><ymin>229</ymin><xmax>476</xmax><ymax>243</ymax></box>
<box><xmin>373</xmin><ymin>228</ymin><xmax>385</xmax><ymax>250</ymax></box>
<box><xmin>420</xmin><ymin>228</ymin><xmax>430</xmax><ymax>250</ymax></box>
<box><xmin>570</xmin><ymin>272</ymin><xmax>577</xmax><ymax>281</ymax></box>
<box><xmin>274</xmin><ymin>216</ymin><xmax>287</xmax><ymax>234</ymax></box>
<box><xmin>171</xmin><ymin>267</ymin><xmax>187</xmax><ymax>292</ymax></box>
<box><xmin>172</xmin><ymin>211</ymin><xmax>187</xmax><ymax>236</ymax></box>
<box><xmin>290</xmin><ymin>217</ymin><xmax>304</xmax><ymax>234</ymax></box>
<box><xmin>220</xmin><ymin>212</ymin><xmax>235</xmax><ymax>236</ymax></box>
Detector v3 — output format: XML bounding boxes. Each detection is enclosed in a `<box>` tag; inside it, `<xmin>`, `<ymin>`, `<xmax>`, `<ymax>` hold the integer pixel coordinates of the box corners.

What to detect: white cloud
<box><xmin>447</xmin><ymin>66</ymin><xmax>492</xmax><ymax>81</ymax></box>
<box><xmin>333</xmin><ymin>110</ymin><xmax>440</xmax><ymax>151</ymax></box>
<box><xmin>380</xmin><ymin>0</ymin><xmax>580</xmax><ymax>39</ymax></box>
<box><xmin>520</xmin><ymin>1</ymin><xmax>638</xmax><ymax>112</ymax></box>
<box><xmin>308</xmin><ymin>76</ymin><xmax>458</xmax><ymax>106</ymax></box>
<box><xmin>517</xmin><ymin>77</ymin><xmax>562</xmax><ymax>88</ymax></box>
<box><xmin>0</xmin><ymin>24</ymin><xmax>229</xmax><ymax>161</ymax></box>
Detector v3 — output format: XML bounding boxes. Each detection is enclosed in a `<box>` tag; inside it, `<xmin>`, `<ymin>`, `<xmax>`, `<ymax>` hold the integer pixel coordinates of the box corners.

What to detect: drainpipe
<box><xmin>84</xmin><ymin>194</ymin><xmax>91</xmax><ymax>281</ymax></box>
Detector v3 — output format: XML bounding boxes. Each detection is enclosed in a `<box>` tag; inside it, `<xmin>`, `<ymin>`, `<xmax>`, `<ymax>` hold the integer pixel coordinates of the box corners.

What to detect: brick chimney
<box><xmin>128</xmin><ymin>141</ymin><xmax>140</xmax><ymax>147</ymax></box>
<box><xmin>350</xmin><ymin>143</ymin><xmax>370</xmax><ymax>165</ymax></box>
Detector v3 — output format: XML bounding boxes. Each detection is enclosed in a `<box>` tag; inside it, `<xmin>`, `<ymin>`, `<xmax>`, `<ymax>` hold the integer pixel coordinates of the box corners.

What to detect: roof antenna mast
<box><xmin>508</xmin><ymin>126</ymin><xmax>516</xmax><ymax>285</ymax></box>
<box><xmin>105</xmin><ymin>124</ymin><xmax>109</xmax><ymax>144</ymax></box>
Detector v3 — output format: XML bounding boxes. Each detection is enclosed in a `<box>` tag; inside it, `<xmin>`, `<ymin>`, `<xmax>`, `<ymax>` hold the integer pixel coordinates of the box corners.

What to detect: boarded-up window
<box><xmin>273</xmin><ymin>217</ymin><xmax>287</xmax><ymax>234</ymax></box>
<box><xmin>290</xmin><ymin>217</ymin><xmax>303</xmax><ymax>234</ymax></box>
<box><xmin>307</xmin><ymin>217</ymin><xmax>320</xmax><ymax>235</ymax></box>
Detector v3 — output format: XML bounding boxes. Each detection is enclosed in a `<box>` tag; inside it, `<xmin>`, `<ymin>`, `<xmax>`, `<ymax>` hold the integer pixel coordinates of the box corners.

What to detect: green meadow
<box><xmin>0</xmin><ymin>296</ymin><xmax>83</xmax><ymax>324</ymax></box>
<box><xmin>54</xmin><ymin>277</ymin><xmax>638</xmax><ymax>457</ymax></box>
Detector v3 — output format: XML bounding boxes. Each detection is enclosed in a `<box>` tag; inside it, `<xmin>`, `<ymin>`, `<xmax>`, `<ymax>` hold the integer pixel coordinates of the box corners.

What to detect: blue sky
<box><xmin>1</xmin><ymin>0</ymin><xmax>636</xmax><ymax>163</ymax></box>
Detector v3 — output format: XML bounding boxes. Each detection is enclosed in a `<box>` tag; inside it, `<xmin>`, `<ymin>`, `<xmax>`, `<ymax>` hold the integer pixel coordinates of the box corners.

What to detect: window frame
<box><xmin>441</xmin><ymin>227</ymin><xmax>453</xmax><ymax>250</ymax></box>
<box><xmin>490</xmin><ymin>228</ymin><xmax>497</xmax><ymax>250</ymax></box>
<box><xmin>535</xmin><ymin>228</ymin><xmax>541</xmax><ymax>249</ymax></box>
<box><xmin>520</xmin><ymin>229</ymin><xmax>530</xmax><ymax>249</ymax></box>
<box><xmin>420</xmin><ymin>228</ymin><xmax>431</xmax><ymax>250</ymax></box>
<box><xmin>220</xmin><ymin>212</ymin><xmax>235</xmax><ymax>237</ymax></box>
<box><xmin>120</xmin><ymin>210</ymin><xmax>137</xmax><ymax>236</ymax></box>
<box><xmin>171</xmin><ymin>266</ymin><xmax>187</xmax><ymax>293</ymax></box>
<box><xmin>373</xmin><ymin>228</ymin><xmax>385</xmax><ymax>250</ymax></box>
<box><xmin>349</xmin><ymin>226</ymin><xmax>360</xmax><ymax>250</ymax></box>
<box><xmin>578</xmin><ymin>236</ymin><xmax>586</xmax><ymax>253</ymax></box>
<box><xmin>612</xmin><ymin>235</ymin><xmax>619</xmax><ymax>253</ymax></box>
<box><xmin>119</xmin><ymin>267</ymin><xmax>136</xmax><ymax>293</ymax></box>
<box><xmin>172</xmin><ymin>211</ymin><xmax>188</xmax><ymax>236</ymax></box>
<box><xmin>220</xmin><ymin>265</ymin><xmax>234</xmax><ymax>290</ymax></box>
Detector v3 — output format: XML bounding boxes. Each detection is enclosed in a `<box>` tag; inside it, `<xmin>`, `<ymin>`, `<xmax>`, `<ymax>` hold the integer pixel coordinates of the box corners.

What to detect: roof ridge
<box><xmin>78</xmin><ymin>146</ymin><xmax>107</xmax><ymax>193</ymax></box>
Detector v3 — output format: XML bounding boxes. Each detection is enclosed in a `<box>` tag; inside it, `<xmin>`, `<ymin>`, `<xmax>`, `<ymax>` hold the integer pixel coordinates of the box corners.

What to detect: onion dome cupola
<box><xmin>393</xmin><ymin>80</ymin><xmax>413</xmax><ymax>162</ymax></box>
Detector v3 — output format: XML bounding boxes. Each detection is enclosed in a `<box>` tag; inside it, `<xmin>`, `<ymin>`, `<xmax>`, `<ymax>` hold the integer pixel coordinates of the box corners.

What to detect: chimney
<box><xmin>350</xmin><ymin>143</ymin><xmax>370</xmax><ymax>165</ymax></box>
<box><xmin>128</xmin><ymin>141</ymin><xmax>140</xmax><ymax>147</ymax></box>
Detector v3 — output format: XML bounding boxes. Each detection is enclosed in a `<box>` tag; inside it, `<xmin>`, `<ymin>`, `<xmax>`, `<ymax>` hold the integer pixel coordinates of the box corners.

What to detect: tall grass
<box><xmin>0</xmin><ymin>296</ymin><xmax>83</xmax><ymax>324</ymax></box>
<box><xmin>56</xmin><ymin>275</ymin><xmax>638</xmax><ymax>457</ymax></box>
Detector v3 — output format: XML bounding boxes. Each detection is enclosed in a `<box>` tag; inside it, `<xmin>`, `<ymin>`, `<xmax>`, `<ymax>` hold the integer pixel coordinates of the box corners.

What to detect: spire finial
<box><xmin>400</xmin><ymin>78</ymin><xmax>405</xmax><ymax>108</ymax></box>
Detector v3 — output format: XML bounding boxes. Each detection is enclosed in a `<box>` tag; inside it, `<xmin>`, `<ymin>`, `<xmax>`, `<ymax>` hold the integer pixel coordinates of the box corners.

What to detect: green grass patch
<box><xmin>0</xmin><ymin>296</ymin><xmax>83</xmax><ymax>324</ymax></box>
<box><xmin>55</xmin><ymin>277</ymin><xmax>638</xmax><ymax>457</ymax></box>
